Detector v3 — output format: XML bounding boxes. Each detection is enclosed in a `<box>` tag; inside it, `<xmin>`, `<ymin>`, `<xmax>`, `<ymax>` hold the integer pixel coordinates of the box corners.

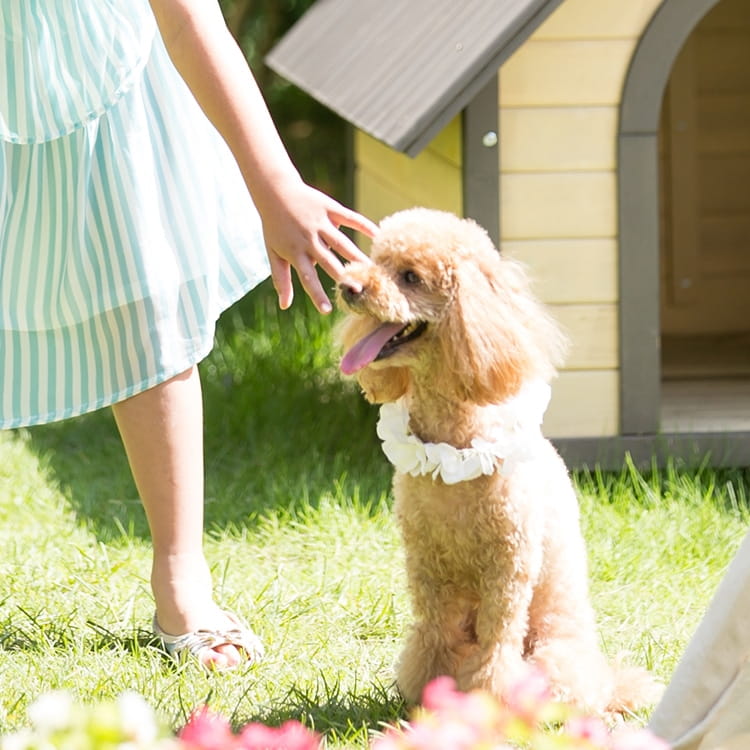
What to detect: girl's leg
<box><xmin>111</xmin><ymin>365</ymin><xmax>243</xmax><ymax>668</ymax></box>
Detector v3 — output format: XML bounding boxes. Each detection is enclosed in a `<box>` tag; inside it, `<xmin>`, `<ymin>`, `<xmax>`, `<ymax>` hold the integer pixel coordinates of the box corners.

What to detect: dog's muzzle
<box><xmin>339</xmin><ymin>281</ymin><xmax>363</xmax><ymax>307</ymax></box>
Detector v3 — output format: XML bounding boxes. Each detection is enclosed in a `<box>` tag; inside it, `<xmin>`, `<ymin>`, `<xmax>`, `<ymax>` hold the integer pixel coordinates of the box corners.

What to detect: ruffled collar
<box><xmin>376</xmin><ymin>381</ymin><xmax>551</xmax><ymax>484</ymax></box>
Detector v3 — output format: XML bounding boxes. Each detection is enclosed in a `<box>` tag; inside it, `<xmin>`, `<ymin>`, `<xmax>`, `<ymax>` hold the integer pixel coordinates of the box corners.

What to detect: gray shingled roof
<box><xmin>266</xmin><ymin>0</ymin><xmax>564</xmax><ymax>156</ymax></box>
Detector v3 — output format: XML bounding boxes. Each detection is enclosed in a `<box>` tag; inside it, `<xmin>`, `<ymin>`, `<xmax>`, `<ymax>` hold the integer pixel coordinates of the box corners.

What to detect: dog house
<box><xmin>268</xmin><ymin>0</ymin><xmax>750</xmax><ymax>469</ymax></box>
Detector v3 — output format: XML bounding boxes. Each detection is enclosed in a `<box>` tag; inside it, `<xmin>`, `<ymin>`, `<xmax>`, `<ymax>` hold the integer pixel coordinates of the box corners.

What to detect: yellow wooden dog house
<box><xmin>268</xmin><ymin>0</ymin><xmax>750</xmax><ymax>468</ymax></box>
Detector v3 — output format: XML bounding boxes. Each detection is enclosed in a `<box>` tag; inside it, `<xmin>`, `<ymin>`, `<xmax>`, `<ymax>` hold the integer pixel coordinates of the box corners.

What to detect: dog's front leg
<box><xmin>396</xmin><ymin>560</ymin><xmax>477</xmax><ymax>703</ymax></box>
<box><xmin>396</xmin><ymin>615</ymin><xmax>462</xmax><ymax>704</ymax></box>
<box><xmin>454</xmin><ymin>499</ymin><xmax>545</xmax><ymax>699</ymax></box>
<box><xmin>454</xmin><ymin>575</ymin><xmax>534</xmax><ymax>697</ymax></box>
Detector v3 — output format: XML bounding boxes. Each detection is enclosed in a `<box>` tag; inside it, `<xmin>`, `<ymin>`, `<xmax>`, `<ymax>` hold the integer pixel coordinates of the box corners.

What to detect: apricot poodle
<box><xmin>336</xmin><ymin>208</ymin><xmax>660</xmax><ymax>715</ymax></box>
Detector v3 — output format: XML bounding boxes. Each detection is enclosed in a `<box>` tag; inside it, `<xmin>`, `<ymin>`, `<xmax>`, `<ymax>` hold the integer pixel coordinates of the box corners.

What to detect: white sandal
<box><xmin>152</xmin><ymin>611</ymin><xmax>264</xmax><ymax>668</ymax></box>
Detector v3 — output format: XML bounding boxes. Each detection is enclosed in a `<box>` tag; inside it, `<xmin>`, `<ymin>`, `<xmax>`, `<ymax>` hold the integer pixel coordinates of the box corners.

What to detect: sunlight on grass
<box><xmin>0</xmin><ymin>284</ymin><xmax>748</xmax><ymax>746</ymax></box>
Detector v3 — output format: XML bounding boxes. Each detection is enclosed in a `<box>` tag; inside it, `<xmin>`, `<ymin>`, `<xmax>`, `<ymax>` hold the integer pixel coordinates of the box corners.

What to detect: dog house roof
<box><xmin>265</xmin><ymin>0</ymin><xmax>564</xmax><ymax>157</ymax></box>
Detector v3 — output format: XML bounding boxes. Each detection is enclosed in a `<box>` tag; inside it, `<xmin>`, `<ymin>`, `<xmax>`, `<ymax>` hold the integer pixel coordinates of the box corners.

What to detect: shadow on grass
<box><xmin>230</xmin><ymin>680</ymin><xmax>408</xmax><ymax>747</ymax></box>
<box><xmin>19</xmin><ymin>281</ymin><xmax>393</xmax><ymax>543</ymax></box>
<box><xmin>574</xmin><ymin>453</ymin><xmax>750</xmax><ymax>516</ymax></box>
<box><xmin>0</xmin><ymin>607</ymin><xmax>158</xmax><ymax>656</ymax></box>
<box><xmin>1</xmin><ymin>609</ymin><xmax>408</xmax><ymax>748</ymax></box>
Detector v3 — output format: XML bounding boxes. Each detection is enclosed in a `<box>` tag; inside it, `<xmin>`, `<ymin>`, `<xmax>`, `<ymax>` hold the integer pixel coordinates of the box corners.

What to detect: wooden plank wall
<box><xmin>354</xmin><ymin>120</ymin><xmax>463</xmax><ymax>228</ymax></box>
<box><xmin>499</xmin><ymin>0</ymin><xmax>663</xmax><ymax>437</ymax></box>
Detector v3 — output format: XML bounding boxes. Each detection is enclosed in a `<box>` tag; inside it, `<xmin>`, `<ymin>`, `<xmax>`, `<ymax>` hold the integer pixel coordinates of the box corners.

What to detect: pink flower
<box><xmin>420</xmin><ymin>677</ymin><xmax>503</xmax><ymax>733</ymax></box>
<box><xmin>408</xmin><ymin>718</ymin><xmax>482</xmax><ymax>750</ymax></box>
<box><xmin>178</xmin><ymin>708</ymin><xmax>320</xmax><ymax>750</ymax></box>
<box><xmin>370</xmin><ymin>732</ymin><xmax>409</xmax><ymax>750</ymax></box>
<box><xmin>373</xmin><ymin>717</ymin><xmax>481</xmax><ymax>750</ymax></box>
<box><xmin>565</xmin><ymin>716</ymin><xmax>611</xmax><ymax>747</ymax></box>
<box><xmin>609</xmin><ymin>727</ymin><xmax>670</xmax><ymax>750</ymax></box>
<box><xmin>178</xmin><ymin>707</ymin><xmax>237</xmax><ymax>750</ymax></box>
<box><xmin>501</xmin><ymin>666</ymin><xmax>553</xmax><ymax>725</ymax></box>
<box><xmin>371</xmin><ymin>677</ymin><xmax>512</xmax><ymax>750</ymax></box>
<box><xmin>421</xmin><ymin>676</ymin><xmax>462</xmax><ymax>713</ymax></box>
<box><xmin>238</xmin><ymin>720</ymin><xmax>320</xmax><ymax>750</ymax></box>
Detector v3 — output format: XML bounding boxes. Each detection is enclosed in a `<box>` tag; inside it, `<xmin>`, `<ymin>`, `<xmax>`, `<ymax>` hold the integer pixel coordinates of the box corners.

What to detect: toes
<box><xmin>153</xmin><ymin>608</ymin><xmax>261</xmax><ymax>670</ymax></box>
<box><xmin>200</xmin><ymin>643</ymin><xmax>243</xmax><ymax>670</ymax></box>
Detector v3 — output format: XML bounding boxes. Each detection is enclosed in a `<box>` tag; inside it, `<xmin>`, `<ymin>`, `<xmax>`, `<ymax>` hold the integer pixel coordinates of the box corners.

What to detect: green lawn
<box><xmin>0</xmin><ymin>279</ymin><xmax>747</xmax><ymax>747</ymax></box>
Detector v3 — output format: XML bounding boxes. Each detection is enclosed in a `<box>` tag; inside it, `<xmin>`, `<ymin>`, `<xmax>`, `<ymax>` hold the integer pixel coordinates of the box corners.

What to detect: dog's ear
<box><xmin>436</xmin><ymin>254</ymin><xmax>565</xmax><ymax>404</ymax></box>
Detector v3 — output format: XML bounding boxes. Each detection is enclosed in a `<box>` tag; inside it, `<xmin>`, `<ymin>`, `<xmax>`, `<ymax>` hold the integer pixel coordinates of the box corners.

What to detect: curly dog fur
<box><xmin>336</xmin><ymin>208</ymin><xmax>660</xmax><ymax>715</ymax></box>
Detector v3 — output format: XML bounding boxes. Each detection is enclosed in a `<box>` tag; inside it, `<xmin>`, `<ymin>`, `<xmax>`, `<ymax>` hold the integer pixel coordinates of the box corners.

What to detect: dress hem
<box><xmin>1</xmin><ymin>273</ymin><xmax>271</xmax><ymax>431</ymax></box>
<box><xmin>1</xmin><ymin>340</ymin><xmax>212</xmax><ymax>430</ymax></box>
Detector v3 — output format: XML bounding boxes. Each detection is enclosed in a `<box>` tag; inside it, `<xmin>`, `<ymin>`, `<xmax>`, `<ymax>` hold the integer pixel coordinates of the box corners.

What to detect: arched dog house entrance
<box><xmin>619</xmin><ymin>0</ymin><xmax>750</xmax><ymax>460</ymax></box>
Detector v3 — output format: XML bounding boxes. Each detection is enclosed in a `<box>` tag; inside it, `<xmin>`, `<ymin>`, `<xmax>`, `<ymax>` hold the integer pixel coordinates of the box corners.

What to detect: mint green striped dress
<box><xmin>0</xmin><ymin>0</ymin><xmax>270</xmax><ymax>428</ymax></box>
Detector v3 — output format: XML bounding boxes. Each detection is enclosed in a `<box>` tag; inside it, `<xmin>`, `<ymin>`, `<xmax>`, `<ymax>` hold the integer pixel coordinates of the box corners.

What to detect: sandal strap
<box><xmin>153</xmin><ymin>614</ymin><xmax>264</xmax><ymax>665</ymax></box>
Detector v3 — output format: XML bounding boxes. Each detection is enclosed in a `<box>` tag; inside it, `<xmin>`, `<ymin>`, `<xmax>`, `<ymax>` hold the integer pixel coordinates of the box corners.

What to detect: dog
<box><xmin>335</xmin><ymin>208</ymin><xmax>660</xmax><ymax>715</ymax></box>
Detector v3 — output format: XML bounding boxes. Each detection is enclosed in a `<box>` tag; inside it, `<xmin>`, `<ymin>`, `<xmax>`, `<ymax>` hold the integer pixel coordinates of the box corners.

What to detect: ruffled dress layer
<box><xmin>0</xmin><ymin>0</ymin><xmax>270</xmax><ymax>428</ymax></box>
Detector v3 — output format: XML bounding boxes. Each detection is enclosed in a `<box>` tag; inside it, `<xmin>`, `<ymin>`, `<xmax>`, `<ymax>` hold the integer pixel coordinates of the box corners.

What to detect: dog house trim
<box><xmin>462</xmin><ymin>74</ymin><xmax>500</xmax><ymax>247</ymax></box>
<box><xmin>619</xmin><ymin>0</ymin><xmax>723</xmax><ymax>437</ymax></box>
<box><xmin>554</xmin><ymin>0</ymin><xmax>750</xmax><ymax>468</ymax></box>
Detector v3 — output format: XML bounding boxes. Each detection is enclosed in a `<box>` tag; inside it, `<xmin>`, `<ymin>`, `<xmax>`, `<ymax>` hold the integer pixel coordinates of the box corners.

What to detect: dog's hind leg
<box><xmin>525</xmin><ymin>561</ymin><xmax>618</xmax><ymax>713</ymax></box>
<box><xmin>528</xmin><ymin>609</ymin><xmax>662</xmax><ymax>714</ymax></box>
<box><xmin>528</xmin><ymin>626</ymin><xmax>614</xmax><ymax>712</ymax></box>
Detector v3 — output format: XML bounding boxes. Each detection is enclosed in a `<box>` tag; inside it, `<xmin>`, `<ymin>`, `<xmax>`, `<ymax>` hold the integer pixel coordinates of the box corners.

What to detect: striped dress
<box><xmin>0</xmin><ymin>0</ymin><xmax>270</xmax><ymax>428</ymax></box>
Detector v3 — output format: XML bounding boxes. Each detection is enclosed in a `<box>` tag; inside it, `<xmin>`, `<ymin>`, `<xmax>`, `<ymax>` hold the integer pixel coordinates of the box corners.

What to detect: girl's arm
<box><xmin>148</xmin><ymin>0</ymin><xmax>376</xmax><ymax>312</ymax></box>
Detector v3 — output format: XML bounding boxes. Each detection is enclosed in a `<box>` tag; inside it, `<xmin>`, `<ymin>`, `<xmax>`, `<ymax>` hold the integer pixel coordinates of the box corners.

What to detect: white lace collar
<box><xmin>376</xmin><ymin>381</ymin><xmax>551</xmax><ymax>485</ymax></box>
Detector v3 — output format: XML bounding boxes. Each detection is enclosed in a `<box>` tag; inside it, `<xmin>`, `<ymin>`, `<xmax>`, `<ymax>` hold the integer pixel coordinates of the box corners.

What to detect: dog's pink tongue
<box><xmin>341</xmin><ymin>322</ymin><xmax>405</xmax><ymax>375</ymax></box>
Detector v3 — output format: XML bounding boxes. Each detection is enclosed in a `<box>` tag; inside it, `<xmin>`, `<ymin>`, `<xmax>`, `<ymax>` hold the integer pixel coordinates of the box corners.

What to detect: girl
<box><xmin>0</xmin><ymin>0</ymin><xmax>376</xmax><ymax>669</ymax></box>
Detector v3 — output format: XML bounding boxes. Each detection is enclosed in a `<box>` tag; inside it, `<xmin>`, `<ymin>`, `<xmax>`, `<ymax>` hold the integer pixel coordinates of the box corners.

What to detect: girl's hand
<box><xmin>148</xmin><ymin>0</ymin><xmax>378</xmax><ymax>313</ymax></box>
<box><xmin>260</xmin><ymin>178</ymin><xmax>377</xmax><ymax>313</ymax></box>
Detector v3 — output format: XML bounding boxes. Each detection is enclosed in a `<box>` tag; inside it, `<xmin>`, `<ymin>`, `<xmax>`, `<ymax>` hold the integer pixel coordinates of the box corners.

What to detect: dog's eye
<box><xmin>401</xmin><ymin>270</ymin><xmax>421</xmax><ymax>285</ymax></box>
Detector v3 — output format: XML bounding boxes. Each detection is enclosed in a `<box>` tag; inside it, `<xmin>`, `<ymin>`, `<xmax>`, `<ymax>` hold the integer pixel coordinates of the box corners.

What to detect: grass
<box><xmin>0</xmin><ymin>278</ymin><xmax>748</xmax><ymax>745</ymax></box>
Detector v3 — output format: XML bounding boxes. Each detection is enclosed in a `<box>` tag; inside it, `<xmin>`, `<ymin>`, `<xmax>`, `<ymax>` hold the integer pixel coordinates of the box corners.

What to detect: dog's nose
<box><xmin>339</xmin><ymin>281</ymin><xmax>363</xmax><ymax>305</ymax></box>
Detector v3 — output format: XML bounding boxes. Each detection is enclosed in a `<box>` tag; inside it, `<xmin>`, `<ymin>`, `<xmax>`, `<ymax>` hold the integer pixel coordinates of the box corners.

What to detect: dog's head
<box><xmin>335</xmin><ymin>208</ymin><xmax>566</xmax><ymax>405</ymax></box>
